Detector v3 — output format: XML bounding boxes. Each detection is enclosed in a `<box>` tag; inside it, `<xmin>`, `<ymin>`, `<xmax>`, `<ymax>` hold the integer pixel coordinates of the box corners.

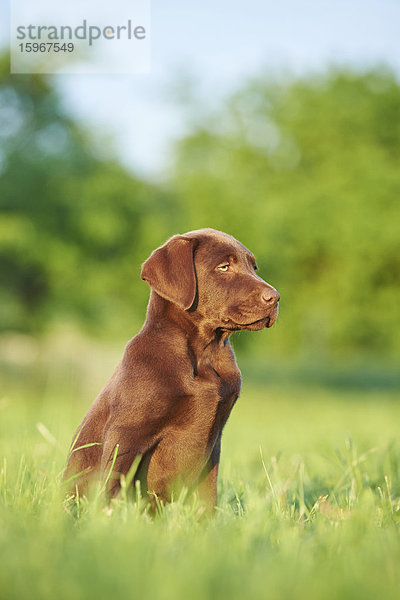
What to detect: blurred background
<box><xmin>1</xmin><ymin>5</ymin><xmax>400</xmax><ymax>598</ymax></box>
<box><xmin>0</xmin><ymin>0</ymin><xmax>399</xmax><ymax>424</ymax></box>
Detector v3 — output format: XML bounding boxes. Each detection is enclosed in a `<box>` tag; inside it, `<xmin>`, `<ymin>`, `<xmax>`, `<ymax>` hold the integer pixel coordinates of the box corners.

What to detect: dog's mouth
<box><xmin>221</xmin><ymin>311</ymin><xmax>277</xmax><ymax>331</ymax></box>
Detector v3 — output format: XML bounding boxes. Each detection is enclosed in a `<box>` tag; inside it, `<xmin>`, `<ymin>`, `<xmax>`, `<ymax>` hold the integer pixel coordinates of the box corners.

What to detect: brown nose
<box><xmin>262</xmin><ymin>288</ymin><xmax>280</xmax><ymax>305</ymax></box>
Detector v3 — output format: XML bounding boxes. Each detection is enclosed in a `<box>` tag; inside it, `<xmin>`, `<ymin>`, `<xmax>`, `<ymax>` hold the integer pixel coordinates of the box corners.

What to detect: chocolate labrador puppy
<box><xmin>64</xmin><ymin>228</ymin><xmax>279</xmax><ymax>511</ymax></box>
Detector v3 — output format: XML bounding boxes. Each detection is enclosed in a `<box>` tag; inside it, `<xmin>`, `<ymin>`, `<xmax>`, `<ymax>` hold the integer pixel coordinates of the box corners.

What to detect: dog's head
<box><xmin>141</xmin><ymin>228</ymin><xmax>279</xmax><ymax>331</ymax></box>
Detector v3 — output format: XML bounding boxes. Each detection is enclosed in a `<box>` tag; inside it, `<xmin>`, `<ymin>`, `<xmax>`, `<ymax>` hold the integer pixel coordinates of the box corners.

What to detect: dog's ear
<box><xmin>141</xmin><ymin>236</ymin><xmax>198</xmax><ymax>310</ymax></box>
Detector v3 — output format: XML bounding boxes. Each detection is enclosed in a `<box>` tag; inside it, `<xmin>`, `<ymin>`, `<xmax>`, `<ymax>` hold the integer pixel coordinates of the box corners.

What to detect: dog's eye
<box><xmin>218</xmin><ymin>264</ymin><xmax>230</xmax><ymax>272</ymax></box>
<box><xmin>254</xmin><ymin>263</ymin><xmax>258</xmax><ymax>271</ymax></box>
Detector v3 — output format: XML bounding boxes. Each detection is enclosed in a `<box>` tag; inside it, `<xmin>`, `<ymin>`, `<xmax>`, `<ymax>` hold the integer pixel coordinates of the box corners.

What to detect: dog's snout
<box><xmin>262</xmin><ymin>288</ymin><xmax>280</xmax><ymax>305</ymax></box>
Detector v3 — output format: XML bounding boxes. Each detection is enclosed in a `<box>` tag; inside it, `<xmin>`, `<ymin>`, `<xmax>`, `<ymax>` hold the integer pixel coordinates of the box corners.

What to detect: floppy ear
<box><xmin>141</xmin><ymin>236</ymin><xmax>198</xmax><ymax>310</ymax></box>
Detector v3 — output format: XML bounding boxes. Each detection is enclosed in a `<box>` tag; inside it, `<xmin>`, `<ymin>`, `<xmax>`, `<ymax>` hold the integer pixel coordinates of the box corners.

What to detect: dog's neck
<box><xmin>144</xmin><ymin>291</ymin><xmax>232</xmax><ymax>357</ymax></box>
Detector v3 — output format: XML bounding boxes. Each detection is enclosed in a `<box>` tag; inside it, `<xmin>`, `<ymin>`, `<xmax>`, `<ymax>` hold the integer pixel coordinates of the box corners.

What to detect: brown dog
<box><xmin>64</xmin><ymin>228</ymin><xmax>279</xmax><ymax>511</ymax></box>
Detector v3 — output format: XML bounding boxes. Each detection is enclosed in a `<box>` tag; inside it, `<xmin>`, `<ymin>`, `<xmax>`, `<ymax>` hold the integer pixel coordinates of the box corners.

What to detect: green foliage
<box><xmin>0</xmin><ymin>55</ymin><xmax>174</xmax><ymax>336</ymax></box>
<box><xmin>171</xmin><ymin>68</ymin><xmax>400</xmax><ymax>358</ymax></box>
<box><xmin>1</xmin><ymin>56</ymin><xmax>399</xmax><ymax>357</ymax></box>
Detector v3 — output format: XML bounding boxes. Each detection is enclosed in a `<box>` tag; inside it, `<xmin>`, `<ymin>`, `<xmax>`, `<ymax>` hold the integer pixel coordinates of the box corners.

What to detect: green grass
<box><xmin>1</xmin><ymin>346</ymin><xmax>400</xmax><ymax>600</ymax></box>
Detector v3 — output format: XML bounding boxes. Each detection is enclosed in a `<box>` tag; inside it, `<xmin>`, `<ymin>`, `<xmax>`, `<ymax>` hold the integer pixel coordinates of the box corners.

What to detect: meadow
<box><xmin>1</xmin><ymin>336</ymin><xmax>399</xmax><ymax>600</ymax></box>
<box><xmin>1</xmin><ymin>45</ymin><xmax>400</xmax><ymax>600</ymax></box>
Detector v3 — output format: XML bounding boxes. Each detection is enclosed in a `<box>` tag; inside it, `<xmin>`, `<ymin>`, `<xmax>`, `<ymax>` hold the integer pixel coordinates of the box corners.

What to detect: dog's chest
<box><xmin>196</xmin><ymin>343</ymin><xmax>241</xmax><ymax>424</ymax></box>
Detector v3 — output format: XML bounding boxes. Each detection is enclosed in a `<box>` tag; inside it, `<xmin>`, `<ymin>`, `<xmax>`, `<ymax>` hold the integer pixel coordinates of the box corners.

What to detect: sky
<box><xmin>1</xmin><ymin>0</ymin><xmax>400</xmax><ymax>178</ymax></box>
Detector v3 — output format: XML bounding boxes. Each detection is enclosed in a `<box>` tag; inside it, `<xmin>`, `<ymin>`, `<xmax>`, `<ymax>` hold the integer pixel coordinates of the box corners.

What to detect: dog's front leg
<box><xmin>145</xmin><ymin>430</ymin><xmax>220</xmax><ymax>512</ymax></box>
<box><xmin>195</xmin><ymin>435</ymin><xmax>221</xmax><ymax>513</ymax></box>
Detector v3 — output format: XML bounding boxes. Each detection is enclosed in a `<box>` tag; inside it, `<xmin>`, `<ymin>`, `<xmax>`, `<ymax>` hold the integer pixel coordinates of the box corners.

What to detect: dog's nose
<box><xmin>262</xmin><ymin>288</ymin><xmax>280</xmax><ymax>305</ymax></box>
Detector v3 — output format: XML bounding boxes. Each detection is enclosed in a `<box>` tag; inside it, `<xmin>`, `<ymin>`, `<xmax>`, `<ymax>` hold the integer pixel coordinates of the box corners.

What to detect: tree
<box><xmin>0</xmin><ymin>54</ymin><xmax>174</xmax><ymax>336</ymax></box>
<box><xmin>171</xmin><ymin>68</ymin><xmax>400</xmax><ymax>357</ymax></box>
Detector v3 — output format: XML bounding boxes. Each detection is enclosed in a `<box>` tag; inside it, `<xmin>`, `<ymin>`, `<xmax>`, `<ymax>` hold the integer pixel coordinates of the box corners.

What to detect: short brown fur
<box><xmin>64</xmin><ymin>229</ymin><xmax>279</xmax><ymax>512</ymax></box>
